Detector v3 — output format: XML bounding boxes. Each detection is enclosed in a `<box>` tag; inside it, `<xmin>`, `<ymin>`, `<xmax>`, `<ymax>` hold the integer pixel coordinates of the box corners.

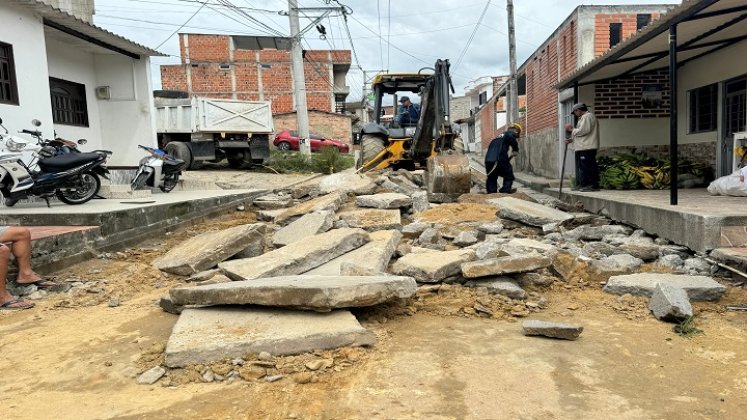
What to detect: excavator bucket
<box><xmin>426</xmin><ymin>151</ymin><xmax>472</xmax><ymax>196</ymax></box>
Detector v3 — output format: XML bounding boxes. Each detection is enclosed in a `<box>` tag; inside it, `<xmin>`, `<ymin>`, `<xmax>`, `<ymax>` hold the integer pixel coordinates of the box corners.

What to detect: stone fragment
<box><xmin>159</xmin><ymin>294</ymin><xmax>185</xmax><ymax>315</ymax></box>
<box><xmin>411</xmin><ymin>191</ymin><xmax>430</xmax><ymax>212</ymax></box>
<box><xmin>649</xmin><ymin>283</ymin><xmax>693</xmax><ymax>322</ymax></box>
<box><xmin>506</xmin><ymin>238</ymin><xmax>558</xmax><ymax>255</ymax></box>
<box><xmin>489</xmin><ymin>197</ymin><xmax>574</xmax><ymax>227</ymax></box>
<box><xmin>306</xmin><ymin>230</ymin><xmax>402</xmax><ymax>276</ymax></box>
<box><xmin>591</xmin><ymin>254</ymin><xmax>643</xmax><ymax>273</ymax></box>
<box><xmin>272</xmin><ymin>210</ymin><xmax>335</xmax><ymax>247</ymax></box>
<box><xmin>461</xmin><ymin>255</ymin><xmax>552</xmax><ymax>278</ymax></box>
<box><xmin>603</xmin><ymin>273</ymin><xmax>726</xmax><ymax>301</ymax></box>
<box><xmin>276</xmin><ymin>192</ymin><xmax>345</xmax><ymax>223</ymax></box>
<box><xmin>356</xmin><ymin>193</ymin><xmax>412</xmax><ymax>209</ymax></box>
<box><xmin>256</xmin><ymin>208</ymin><xmax>286</xmax><ymax>222</ymax></box>
<box><xmin>391</xmin><ymin>249</ymin><xmax>476</xmax><ymax>283</ymax></box>
<box><xmin>153</xmin><ymin>224</ymin><xmax>266</xmax><ymax>276</ymax></box>
<box><xmin>582</xmin><ymin>242</ymin><xmax>620</xmax><ymax>258</ymax></box>
<box><xmin>338</xmin><ymin>209</ymin><xmax>402</xmax><ymax>231</ymax></box>
<box><xmin>683</xmin><ymin>257</ymin><xmax>712</xmax><ymax>274</ymax></box>
<box><xmin>522</xmin><ymin>320</ymin><xmax>583</xmax><ymax>340</ymax></box>
<box><xmin>186</xmin><ymin>269</ymin><xmax>220</xmax><ymax>283</ymax></box>
<box><xmin>195</xmin><ymin>274</ymin><xmax>232</xmax><ymax>287</ymax></box>
<box><xmin>169</xmin><ymin>275</ymin><xmax>417</xmax><ymax>311</ymax></box>
<box><xmin>402</xmin><ymin>222</ymin><xmax>434</xmax><ymax>238</ymax></box>
<box><xmin>453</xmin><ymin>231</ymin><xmax>480</xmax><ymax>247</ymax></box>
<box><xmin>477</xmin><ymin>221</ymin><xmax>504</xmax><ymax>234</ymax></box>
<box><xmin>137</xmin><ymin>366</ymin><xmax>166</xmax><ymax>385</ymax></box>
<box><xmin>562</xmin><ymin>225</ymin><xmax>632</xmax><ymax>242</ymax></box>
<box><xmin>339</xmin><ymin>263</ymin><xmax>380</xmax><ymax>276</ymax></box>
<box><xmin>620</xmin><ymin>243</ymin><xmax>661</xmax><ymax>262</ymax></box>
<box><xmin>469</xmin><ymin>238</ymin><xmax>511</xmax><ymax>259</ymax></box>
<box><xmin>515</xmin><ymin>272</ymin><xmax>556</xmax><ymax>287</ymax></box>
<box><xmin>418</xmin><ymin>228</ymin><xmax>442</xmax><ymax>245</ymax></box>
<box><xmin>319</xmin><ymin>173</ymin><xmax>378</xmax><ymax>195</ymax></box>
<box><xmin>657</xmin><ymin>254</ymin><xmax>684</xmax><ymax>270</ymax></box>
<box><xmin>220</xmin><ymin>228</ymin><xmax>369</xmax><ymax>281</ymax></box>
<box><xmin>464</xmin><ymin>278</ymin><xmax>526</xmax><ymax>299</ymax></box>
<box><xmin>165</xmin><ymin>308</ymin><xmax>376</xmax><ymax>367</ymax></box>
<box><xmin>253</xmin><ymin>193</ymin><xmax>292</xmax><ymax>209</ymax></box>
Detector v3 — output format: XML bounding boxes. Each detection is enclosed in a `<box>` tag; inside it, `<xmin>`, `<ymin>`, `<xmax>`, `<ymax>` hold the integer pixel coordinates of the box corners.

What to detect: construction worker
<box><xmin>485</xmin><ymin>123</ymin><xmax>521</xmax><ymax>194</ymax></box>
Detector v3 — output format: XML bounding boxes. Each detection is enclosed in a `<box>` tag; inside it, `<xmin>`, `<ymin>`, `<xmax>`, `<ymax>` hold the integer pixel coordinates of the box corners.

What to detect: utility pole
<box><xmin>288</xmin><ymin>0</ymin><xmax>311</xmax><ymax>156</ymax></box>
<box><xmin>506</xmin><ymin>0</ymin><xmax>519</xmax><ymax>125</ymax></box>
<box><xmin>362</xmin><ymin>70</ymin><xmax>368</xmax><ymax>124</ymax></box>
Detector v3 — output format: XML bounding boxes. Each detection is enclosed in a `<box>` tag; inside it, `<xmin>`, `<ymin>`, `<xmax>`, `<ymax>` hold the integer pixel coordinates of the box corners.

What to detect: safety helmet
<box><xmin>510</xmin><ymin>122</ymin><xmax>522</xmax><ymax>133</ymax></box>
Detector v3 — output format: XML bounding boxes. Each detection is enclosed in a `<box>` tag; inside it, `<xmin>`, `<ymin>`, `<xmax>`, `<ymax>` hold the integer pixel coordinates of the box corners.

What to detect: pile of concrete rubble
<box><xmin>143</xmin><ymin>169</ymin><xmax>729</xmax><ymax>385</ymax></box>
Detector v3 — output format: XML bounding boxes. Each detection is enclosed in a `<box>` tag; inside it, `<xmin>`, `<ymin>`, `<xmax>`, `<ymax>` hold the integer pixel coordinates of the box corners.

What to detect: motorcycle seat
<box><xmin>38</xmin><ymin>152</ymin><xmax>101</xmax><ymax>172</ymax></box>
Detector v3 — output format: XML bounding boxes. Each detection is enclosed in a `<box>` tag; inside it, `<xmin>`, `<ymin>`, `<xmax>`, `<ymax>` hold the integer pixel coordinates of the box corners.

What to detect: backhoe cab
<box><xmin>358</xmin><ymin>59</ymin><xmax>471</xmax><ymax>197</ymax></box>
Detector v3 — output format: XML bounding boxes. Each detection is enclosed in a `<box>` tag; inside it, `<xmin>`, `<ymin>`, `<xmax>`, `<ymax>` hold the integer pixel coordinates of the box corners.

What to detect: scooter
<box><xmin>0</xmin><ymin>117</ymin><xmax>111</xmax><ymax>207</ymax></box>
<box><xmin>131</xmin><ymin>145</ymin><xmax>186</xmax><ymax>193</ymax></box>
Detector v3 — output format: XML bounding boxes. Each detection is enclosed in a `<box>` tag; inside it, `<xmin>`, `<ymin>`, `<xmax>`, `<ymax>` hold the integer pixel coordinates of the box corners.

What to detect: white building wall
<box><xmin>0</xmin><ymin>5</ymin><xmax>54</xmax><ymax>139</ymax></box>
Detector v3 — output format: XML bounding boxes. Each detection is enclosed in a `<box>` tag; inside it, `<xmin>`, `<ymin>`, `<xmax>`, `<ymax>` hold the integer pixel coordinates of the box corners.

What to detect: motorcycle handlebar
<box><xmin>21</xmin><ymin>129</ymin><xmax>42</xmax><ymax>137</ymax></box>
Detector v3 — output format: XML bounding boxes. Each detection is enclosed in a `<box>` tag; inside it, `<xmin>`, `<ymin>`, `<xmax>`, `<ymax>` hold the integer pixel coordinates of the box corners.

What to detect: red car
<box><xmin>273</xmin><ymin>130</ymin><xmax>350</xmax><ymax>153</ymax></box>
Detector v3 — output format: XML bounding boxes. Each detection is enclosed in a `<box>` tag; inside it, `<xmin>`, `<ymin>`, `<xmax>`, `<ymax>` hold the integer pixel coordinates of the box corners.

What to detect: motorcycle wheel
<box><xmin>160</xmin><ymin>173</ymin><xmax>179</xmax><ymax>193</ymax></box>
<box><xmin>131</xmin><ymin>171</ymin><xmax>150</xmax><ymax>191</ymax></box>
<box><xmin>56</xmin><ymin>172</ymin><xmax>100</xmax><ymax>205</ymax></box>
<box><xmin>4</xmin><ymin>198</ymin><xmax>18</xmax><ymax>207</ymax></box>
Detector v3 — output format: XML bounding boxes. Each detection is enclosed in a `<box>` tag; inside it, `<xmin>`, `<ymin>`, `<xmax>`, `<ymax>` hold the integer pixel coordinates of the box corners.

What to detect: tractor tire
<box><xmin>360</xmin><ymin>135</ymin><xmax>386</xmax><ymax>169</ymax></box>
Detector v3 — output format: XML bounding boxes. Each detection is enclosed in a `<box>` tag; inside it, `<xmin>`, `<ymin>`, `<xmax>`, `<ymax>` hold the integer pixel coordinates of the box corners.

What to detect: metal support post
<box><xmin>669</xmin><ymin>25</ymin><xmax>678</xmax><ymax>205</ymax></box>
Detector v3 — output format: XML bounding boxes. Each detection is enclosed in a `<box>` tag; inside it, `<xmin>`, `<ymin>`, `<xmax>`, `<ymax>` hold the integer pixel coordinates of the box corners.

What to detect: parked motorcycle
<box><xmin>131</xmin><ymin>145</ymin><xmax>185</xmax><ymax>193</ymax></box>
<box><xmin>0</xmin><ymin>117</ymin><xmax>111</xmax><ymax>207</ymax></box>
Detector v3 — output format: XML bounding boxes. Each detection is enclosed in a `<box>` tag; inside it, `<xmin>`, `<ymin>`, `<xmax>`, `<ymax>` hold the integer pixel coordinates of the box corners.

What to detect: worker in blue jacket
<box><xmin>396</xmin><ymin>96</ymin><xmax>420</xmax><ymax>126</ymax></box>
<box><xmin>485</xmin><ymin>123</ymin><xmax>521</xmax><ymax>194</ymax></box>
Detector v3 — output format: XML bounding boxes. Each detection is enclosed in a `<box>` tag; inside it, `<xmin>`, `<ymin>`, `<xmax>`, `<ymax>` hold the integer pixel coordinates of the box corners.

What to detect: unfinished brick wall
<box><xmin>594</xmin><ymin>69</ymin><xmax>670</xmax><ymax>118</ymax></box>
<box><xmin>273</xmin><ymin>111</ymin><xmax>353</xmax><ymax>146</ymax></box>
<box><xmin>594</xmin><ymin>12</ymin><xmax>661</xmax><ymax>56</ymax></box>
<box><xmin>525</xmin><ymin>40</ymin><xmax>559</xmax><ymax>134</ymax></box>
<box><xmin>160</xmin><ymin>34</ymin><xmax>351</xmax><ymax>114</ymax></box>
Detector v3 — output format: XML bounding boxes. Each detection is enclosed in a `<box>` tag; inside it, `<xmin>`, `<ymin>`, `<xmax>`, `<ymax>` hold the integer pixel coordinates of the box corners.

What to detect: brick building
<box><xmin>480</xmin><ymin>5</ymin><xmax>674</xmax><ymax>178</ymax></box>
<box><xmin>161</xmin><ymin>34</ymin><xmax>352</xmax><ymax>115</ymax></box>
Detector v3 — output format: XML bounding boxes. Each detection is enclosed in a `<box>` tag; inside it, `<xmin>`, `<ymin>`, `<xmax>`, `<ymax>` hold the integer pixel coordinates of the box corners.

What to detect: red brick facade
<box><xmin>594</xmin><ymin>13</ymin><xmax>661</xmax><ymax>56</ymax></box>
<box><xmin>594</xmin><ymin>69</ymin><xmax>670</xmax><ymax>119</ymax></box>
<box><xmin>161</xmin><ymin>34</ymin><xmax>351</xmax><ymax>114</ymax></box>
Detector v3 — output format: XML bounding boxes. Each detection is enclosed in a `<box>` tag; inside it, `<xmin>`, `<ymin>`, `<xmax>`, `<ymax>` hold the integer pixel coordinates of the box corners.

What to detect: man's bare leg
<box><xmin>0</xmin><ymin>244</ymin><xmax>33</xmax><ymax>309</ymax></box>
<box><xmin>0</xmin><ymin>227</ymin><xmax>43</xmax><ymax>284</ymax></box>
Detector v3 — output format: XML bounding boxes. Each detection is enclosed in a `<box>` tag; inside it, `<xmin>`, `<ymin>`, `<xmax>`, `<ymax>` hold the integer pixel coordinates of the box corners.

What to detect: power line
<box><xmin>153</xmin><ymin>0</ymin><xmax>207</xmax><ymax>50</ymax></box>
<box><xmin>453</xmin><ymin>0</ymin><xmax>491</xmax><ymax>73</ymax></box>
<box><xmin>386</xmin><ymin>0</ymin><xmax>391</xmax><ymax>71</ymax></box>
<box><xmin>104</xmin><ymin>0</ymin><xmax>280</xmax><ymax>13</ymax></box>
<box><xmin>377</xmin><ymin>0</ymin><xmax>384</xmax><ymax>70</ymax></box>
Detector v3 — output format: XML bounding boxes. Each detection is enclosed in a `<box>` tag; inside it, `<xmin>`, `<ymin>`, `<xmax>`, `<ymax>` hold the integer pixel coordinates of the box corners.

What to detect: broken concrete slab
<box><xmin>276</xmin><ymin>192</ymin><xmax>345</xmax><ymax>223</ymax></box>
<box><xmin>305</xmin><ymin>230</ymin><xmax>402</xmax><ymax>276</ymax></box>
<box><xmin>477</xmin><ymin>221</ymin><xmax>504</xmax><ymax>234</ymax></box>
<box><xmin>562</xmin><ymin>225</ymin><xmax>632</xmax><ymax>242</ymax></box>
<box><xmin>219</xmin><ymin>228</ymin><xmax>370</xmax><ymax>281</ymax></box>
<box><xmin>391</xmin><ymin>249</ymin><xmax>476</xmax><ymax>283</ymax></box>
<box><xmin>522</xmin><ymin>320</ymin><xmax>583</xmax><ymax>340</ymax></box>
<box><xmin>272</xmin><ymin>210</ymin><xmax>335</xmax><ymax>247</ymax></box>
<box><xmin>591</xmin><ymin>254</ymin><xmax>643</xmax><ymax>273</ymax></box>
<box><xmin>461</xmin><ymin>255</ymin><xmax>552</xmax><ymax>278</ymax></box>
<box><xmin>453</xmin><ymin>230</ymin><xmax>479</xmax><ymax>247</ymax></box>
<box><xmin>402</xmin><ymin>222</ymin><xmax>435</xmax><ymax>238</ymax></box>
<box><xmin>603</xmin><ymin>273</ymin><xmax>727</xmax><ymax>301</ymax></box>
<box><xmin>170</xmin><ymin>275</ymin><xmax>417</xmax><ymax>311</ymax></box>
<box><xmin>165</xmin><ymin>307</ymin><xmax>376</xmax><ymax>367</ymax></box>
<box><xmin>253</xmin><ymin>193</ymin><xmax>293</xmax><ymax>209</ymax></box>
<box><xmin>355</xmin><ymin>193</ymin><xmax>412</xmax><ymax>209</ymax></box>
<box><xmin>137</xmin><ymin>366</ymin><xmax>166</xmax><ymax>385</ymax></box>
<box><xmin>469</xmin><ymin>238</ymin><xmax>511</xmax><ymax>259</ymax></box>
<box><xmin>153</xmin><ymin>223</ymin><xmax>266</xmax><ymax>276</ymax></box>
<box><xmin>411</xmin><ymin>191</ymin><xmax>430</xmax><ymax>212</ymax></box>
<box><xmin>488</xmin><ymin>197</ymin><xmax>574</xmax><ymax>227</ymax></box>
<box><xmin>319</xmin><ymin>173</ymin><xmax>378</xmax><ymax>195</ymax></box>
<box><xmin>465</xmin><ymin>278</ymin><xmax>526</xmax><ymax>299</ymax></box>
<box><xmin>337</xmin><ymin>209</ymin><xmax>402</xmax><ymax>231</ymax></box>
<box><xmin>505</xmin><ymin>238</ymin><xmax>559</xmax><ymax>255</ymax></box>
<box><xmin>649</xmin><ymin>283</ymin><xmax>693</xmax><ymax>322</ymax></box>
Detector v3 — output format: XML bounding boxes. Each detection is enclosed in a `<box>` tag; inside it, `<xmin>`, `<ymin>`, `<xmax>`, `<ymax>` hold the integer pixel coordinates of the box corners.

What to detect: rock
<box><xmin>264</xmin><ymin>374</ymin><xmax>283</xmax><ymax>383</ymax></box>
<box><xmin>391</xmin><ymin>249</ymin><xmax>476</xmax><ymax>283</ymax></box>
<box><xmin>202</xmin><ymin>369</ymin><xmax>215</xmax><ymax>383</ymax></box>
<box><xmin>276</xmin><ymin>192</ymin><xmax>345</xmax><ymax>223</ymax></box>
<box><xmin>258</xmin><ymin>351</ymin><xmax>273</xmax><ymax>361</ymax></box>
<box><xmin>159</xmin><ymin>294</ymin><xmax>185</xmax><ymax>315</ymax></box>
<box><xmin>293</xmin><ymin>372</ymin><xmax>314</xmax><ymax>384</ymax></box>
<box><xmin>477</xmin><ymin>221</ymin><xmax>504</xmax><ymax>234</ymax></box>
<box><xmin>683</xmin><ymin>257</ymin><xmax>712</xmax><ymax>274</ymax></box>
<box><xmin>186</xmin><ymin>269</ymin><xmax>220</xmax><ymax>283</ymax></box>
<box><xmin>195</xmin><ymin>274</ymin><xmax>232</xmax><ymax>286</ymax></box>
<box><xmin>402</xmin><ymin>222</ymin><xmax>434</xmax><ymax>238</ymax></box>
<box><xmin>489</xmin><ymin>197</ymin><xmax>574</xmax><ymax>227</ymax></box>
<box><xmin>238</xmin><ymin>365</ymin><xmax>267</xmax><ymax>381</ymax></box>
<box><xmin>562</xmin><ymin>225</ymin><xmax>632</xmax><ymax>242</ymax></box>
<box><xmin>469</xmin><ymin>238</ymin><xmax>511</xmax><ymax>260</ymax></box>
<box><xmin>659</xmin><ymin>244</ymin><xmax>691</xmax><ymax>259</ymax></box>
<box><xmin>165</xmin><ymin>308</ymin><xmax>376</xmax><ymax>367</ymax></box>
<box><xmin>522</xmin><ymin>320</ymin><xmax>583</xmax><ymax>340</ymax></box>
<box><xmin>453</xmin><ymin>231</ymin><xmax>479</xmax><ymax>247</ymax></box>
<box><xmin>515</xmin><ymin>272</ymin><xmax>556</xmax><ymax>287</ymax></box>
<box><xmin>253</xmin><ymin>193</ymin><xmax>292</xmax><ymax>209</ymax></box>
<box><xmin>505</xmin><ymin>238</ymin><xmax>559</xmax><ymax>256</ymax></box>
<box><xmin>305</xmin><ymin>359</ymin><xmax>325</xmax><ymax>371</ymax></box>
<box><xmin>461</xmin><ymin>255</ymin><xmax>552</xmax><ymax>278</ymax></box>
<box><xmin>591</xmin><ymin>254</ymin><xmax>643</xmax><ymax>273</ymax></box>
<box><xmin>356</xmin><ymin>193</ymin><xmax>412</xmax><ymax>209</ymax></box>
<box><xmin>153</xmin><ymin>223</ymin><xmax>266</xmax><ymax>276</ymax></box>
<box><xmin>418</xmin><ymin>228</ymin><xmax>442</xmax><ymax>245</ymax></box>
<box><xmin>649</xmin><ymin>283</ymin><xmax>693</xmax><ymax>322</ymax></box>
<box><xmin>337</xmin><ymin>209</ymin><xmax>402</xmax><ymax>231</ymax></box>
<box><xmin>603</xmin><ymin>273</ymin><xmax>727</xmax><ymax>301</ymax></box>
<box><xmin>306</xmin><ymin>230</ymin><xmax>402</xmax><ymax>276</ymax></box>
<box><xmin>272</xmin><ymin>210</ymin><xmax>335</xmax><ymax>247</ymax></box>
<box><xmin>220</xmin><ymin>228</ymin><xmax>370</xmax><ymax>281</ymax></box>
<box><xmin>464</xmin><ymin>278</ymin><xmax>526</xmax><ymax>299</ymax></box>
<box><xmin>169</xmin><ymin>275</ymin><xmax>417</xmax><ymax>311</ymax></box>
<box><xmin>319</xmin><ymin>173</ymin><xmax>378</xmax><ymax>195</ymax></box>
<box><xmin>411</xmin><ymin>191</ymin><xmax>430</xmax><ymax>212</ymax></box>
<box><xmin>26</xmin><ymin>290</ymin><xmax>46</xmax><ymax>300</ymax></box>
<box><xmin>256</xmin><ymin>208</ymin><xmax>286</xmax><ymax>222</ymax></box>
<box><xmin>137</xmin><ymin>366</ymin><xmax>166</xmax><ymax>385</ymax></box>
<box><xmin>582</xmin><ymin>242</ymin><xmax>620</xmax><ymax>258</ymax></box>
<box><xmin>657</xmin><ymin>254</ymin><xmax>684</xmax><ymax>270</ymax></box>
<box><xmin>395</xmin><ymin>243</ymin><xmax>411</xmax><ymax>258</ymax></box>
<box><xmin>377</xmin><ymin>175</ymin><xmax>419</xmax><ymax>195</ymax></box>
<box><xmin>108</xmin><ymin>298</ymin><xmax>120</xmax><ymax>308</ymax></box>
<box><xmin>339</xmin><ymin>263</ymin><xmax>380</xmax><ymax>276</ymax></box>
<box><xmin>619</xmin><ymin>243</ymin><xmax>660</xmax><ymax>262</ymax></box>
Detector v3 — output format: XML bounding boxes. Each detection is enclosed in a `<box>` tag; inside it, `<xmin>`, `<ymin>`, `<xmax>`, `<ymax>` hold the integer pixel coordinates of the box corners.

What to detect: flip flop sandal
<box><xmin>15</xmin><ymin>279</ymin><xmax>58</xmax><ymax>289</ymax></box>
<box><xmin>0</xmin><ymin>298</ymin><xmax>35</xmax><ymax>310</ymax></box>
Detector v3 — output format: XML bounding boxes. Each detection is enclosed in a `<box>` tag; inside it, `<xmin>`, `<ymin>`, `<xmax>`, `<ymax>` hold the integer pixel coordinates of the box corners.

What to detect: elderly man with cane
<box><xmin>484</xmin><ymin>123</ymin><xmax>522</xmax><ymax>194</ymax></box>
<box><xmin>565</xmin><ymin>103</ymin><xmax>600</xmax><ymax>192</ymax></box>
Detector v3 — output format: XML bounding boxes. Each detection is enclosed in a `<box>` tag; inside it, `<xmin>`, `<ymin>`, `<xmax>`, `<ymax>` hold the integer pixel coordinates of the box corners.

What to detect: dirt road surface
<box><xmin>1</xmin><ymin>212</ymin><xmax>746</xmax><ymax>420</ymax></box>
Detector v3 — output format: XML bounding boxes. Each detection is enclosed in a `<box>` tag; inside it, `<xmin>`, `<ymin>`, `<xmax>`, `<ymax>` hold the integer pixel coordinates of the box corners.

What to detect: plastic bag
<box><xmin>707</xmin><ymin>170</ymin><xmax>747</xmax><ymax>196</ymax></box>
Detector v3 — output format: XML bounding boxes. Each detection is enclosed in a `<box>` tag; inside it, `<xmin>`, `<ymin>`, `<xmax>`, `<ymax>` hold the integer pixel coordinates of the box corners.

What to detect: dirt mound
<box><xmin>413</xmin><ymin>284</ymin><xmax>545</xmax><ymax>319</ymax></box>
<box><xmin>416</xmin><ymin>203</ymin><xmax>498</xmax><ymax>224</ymax></box>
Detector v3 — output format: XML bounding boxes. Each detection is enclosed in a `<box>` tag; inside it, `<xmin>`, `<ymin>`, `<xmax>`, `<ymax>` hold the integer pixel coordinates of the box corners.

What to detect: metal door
<box><xmin>722</xmin><ymin>78</ymin><xmax>746</xmax><ymax>175</ymax></box>
<box><xmin>559</xmin><ymin>99</ymin><xmax>576</xmax><ymax>180</ymax></box>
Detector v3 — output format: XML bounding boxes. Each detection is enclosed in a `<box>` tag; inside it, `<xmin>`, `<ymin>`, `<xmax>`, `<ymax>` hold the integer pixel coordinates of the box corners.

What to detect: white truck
<box><xmin>153</xmin><ymin>92</ymin><xmax>274</xmax><ymax>169</ymax></box>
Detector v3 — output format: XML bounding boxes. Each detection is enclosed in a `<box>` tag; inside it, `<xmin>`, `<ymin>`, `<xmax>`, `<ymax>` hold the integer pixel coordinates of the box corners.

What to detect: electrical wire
<box><xmin>377</xmin><ymin>0</ymin><xmax>384</xmax><ymax>70</ymax></box>
<box><xmin>453</xmin><ymin>0</ymin><xmax>491</xmax><ymax>73</ymax></box>
<box><xmin>153</xmin><ymin>0</ymin><xmax>207</xmax><ymax>50</ymax></box>
<box><xmin>386</xmin><ymin>0</ymin><xmax>391</xmax><ymax>71</ymax></box>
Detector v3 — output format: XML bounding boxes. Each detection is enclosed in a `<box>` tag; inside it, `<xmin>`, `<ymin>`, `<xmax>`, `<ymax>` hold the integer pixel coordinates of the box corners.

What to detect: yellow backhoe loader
<box><xmin>357</xmin><ymin>59</ymin><xmax>471</xmax><ymax>196</ymax></box>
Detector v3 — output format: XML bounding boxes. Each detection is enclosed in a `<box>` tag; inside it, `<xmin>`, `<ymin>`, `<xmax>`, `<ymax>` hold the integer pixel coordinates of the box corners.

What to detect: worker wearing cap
<box><xmin>565</xmin><ymin>103</ymin><xmax>600</xmax><ymax>192</ymax></box>
<box><xmin>485</xmin><ymin>123</ymin><xmax>522</xmax><ymax>194</ymax></box>
<box><xmin>396</xmin><ymin>96</ymin><xmax>420</xmax><ymax>126</ymax></box>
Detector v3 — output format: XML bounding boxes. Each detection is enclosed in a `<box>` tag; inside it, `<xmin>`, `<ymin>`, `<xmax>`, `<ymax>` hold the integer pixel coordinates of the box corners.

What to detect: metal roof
<box><xmin>556</xmin><ymin>0</ymin><xmax>747</xmax><ymax>89</ymax></box>
<box><xmin>7</xmin><ymin>0</ymin><xmax>165</xmax><ymax>57</ymax></box>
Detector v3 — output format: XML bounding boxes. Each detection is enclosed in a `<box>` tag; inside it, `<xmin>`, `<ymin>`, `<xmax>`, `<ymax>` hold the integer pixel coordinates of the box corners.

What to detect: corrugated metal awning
<box><xmin>556</xmin><ymin>0</ymin><xmax>747</xmax><ymax>89</ymax></box>
<box><xmin>7</xmin><ymin>0</ymin><xmax>165</xmax><ymax>58</ymax></box>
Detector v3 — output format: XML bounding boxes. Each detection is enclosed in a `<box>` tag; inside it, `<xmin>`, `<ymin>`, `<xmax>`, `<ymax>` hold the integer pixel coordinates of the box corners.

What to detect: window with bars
<box><xmin>688</xmin><ymin>83</ymin><xmax>717</xmax><ymax>133</ymax></box>
<box><xmin>49</xmin><ymin>78</ymin><xmax>89</xmax><ymax>127</ymax></box>
<box><xmin>0</xmin><ymin>42</ymin><xmax>19</xmax><ymax>105</ymax></box>
<box><xmin>609</xmin><ymin>23</ymin><xmax>623</xmax><ymax>48</ymax></box>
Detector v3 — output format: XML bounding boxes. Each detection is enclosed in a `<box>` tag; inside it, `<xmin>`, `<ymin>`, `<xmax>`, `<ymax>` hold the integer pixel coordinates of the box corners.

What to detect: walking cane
<box><xmin>559</xmin><ymin>140</ymin><xmax>569</xmax><ymax>195</ymax></box>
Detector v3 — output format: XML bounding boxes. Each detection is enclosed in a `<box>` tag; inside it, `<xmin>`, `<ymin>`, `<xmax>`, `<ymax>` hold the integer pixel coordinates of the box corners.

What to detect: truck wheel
<box><xmin>164</xmin><ymin>142</ymin><xmax>193</xmax><ymax>169</ymax></box>
<box><xmin>227</xmin><ymin>151</ymin><xmax>253</xmax><ymax>169</ymax></box>
<box><xmin>360</xmin><ymin>134</ymin><xmax>386</xmax><ymax>169</ymax></box>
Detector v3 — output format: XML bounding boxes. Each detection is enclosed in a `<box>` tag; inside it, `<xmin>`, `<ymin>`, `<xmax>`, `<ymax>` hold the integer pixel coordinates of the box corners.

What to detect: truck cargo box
<box><xmin>154</xmin><ymin>97</ymin><xmax>274</xmax><ymax>135</ymax></box>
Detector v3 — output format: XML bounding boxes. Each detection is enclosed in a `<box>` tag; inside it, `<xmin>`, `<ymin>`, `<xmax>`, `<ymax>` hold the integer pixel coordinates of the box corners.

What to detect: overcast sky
<box><xmin>93</xmin><ymin>0</ymin><xmax>681</xmax><ymax>100</ymax></box>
